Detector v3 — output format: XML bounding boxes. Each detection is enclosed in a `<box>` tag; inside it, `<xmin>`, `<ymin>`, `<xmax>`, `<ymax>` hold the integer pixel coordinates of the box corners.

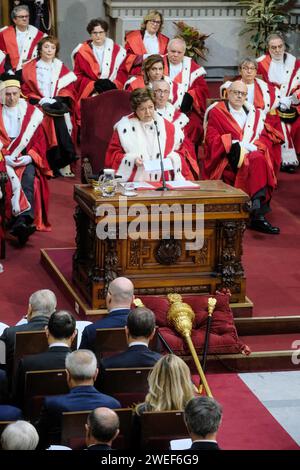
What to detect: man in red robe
<box><xmin>204</xmin><ymin>81</ymin><xmax>284</xmax><ymax>235</ymax></box>
<box><xmin>257</xmin><ymin>33</ymin><xmax>300</xmax><ymax>173</ymax></box>
<box><xmin>0</xmin><ymin>74</ymin><xmax>52</xmax><ymax>245</ymax></box>
<box><xmin>0</xmin><ymin>4</ymin><xmax>45</xmax><ymax>71</ymax></box>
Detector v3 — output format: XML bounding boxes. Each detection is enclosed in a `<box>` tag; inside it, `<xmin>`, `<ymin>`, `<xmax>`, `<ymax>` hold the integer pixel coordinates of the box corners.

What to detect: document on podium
<box><xmin>166</xmin><ymin>181</ymin><xmax>200</xmax><ymax>190</ymax></box>
<box><xmin>143</xmin><ymin>157</ymin><xmax>173</xmax><ymax>173</ymax></box>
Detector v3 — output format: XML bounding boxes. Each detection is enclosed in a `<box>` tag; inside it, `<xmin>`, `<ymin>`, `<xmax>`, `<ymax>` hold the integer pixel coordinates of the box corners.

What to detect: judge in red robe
<box><xmin>163</xmin><ymin>38</ymin><xmax>209</xmax><ymax>146</ymax></box>
<box><xmin>116</xmin><ymin>10</ymin><xmax>169</xmax><ymax>88</ymax></box>
<box><xmin>0</xmin><ymin>74</ymin><xmax>52</xmax><ymax>245</ymax></box>
<box><xmin>105</xmin><ymin>88</ymin><xmax>193</xmax><ymax>182</ymax></box>
<box><xmin>21</xmin><ymin>36</ymin><xmax>77</xmax><ymax>177</ymax></box>
<box><xmin>204</xmin><ymin>81</ymin><xmax>284</xmax><ymax>235</ymax></box>
<box><xmin>0</xmin><ymin>5</ymin><xmax>45</xmax><ymax>71</ymax></box>
<box><xmin>257</xmin><ymin>33</ymin><xmax>300</xmax><ymax>172</ymax></box>
<box><xmin>72</xmin><ymin>18</ymin><xmax>126</xmax><ymax>125</ymax></box>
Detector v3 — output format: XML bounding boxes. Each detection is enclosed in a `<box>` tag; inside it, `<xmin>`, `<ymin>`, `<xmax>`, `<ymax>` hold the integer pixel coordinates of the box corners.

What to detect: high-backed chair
<box><xmin>61</xmin><ymin>408</ymin><xmax>133</xmax><ymax>450</ymax></box>
<box><xmin>24</xmin><ymin>369</ymin><xmax>68</xmax><ymax>420</ymax></box>
<box><xmin>95</xmin><ymin>327</ymin><xmax>159</xmax><ymax>359</ymax></box>
<box><xmin>101</xmin><ymin>367</ymin><xmax>152</xmax><ymax>407</ymax></box>
<box><xmin>140</xmin><ymin>410</ymin><xmax>189</xmax><ymax>450</ymax></box>
<box><xmin>80</xmin><ymin>90</ymin><xmax>131</xmax><ymax>181</ymax></box>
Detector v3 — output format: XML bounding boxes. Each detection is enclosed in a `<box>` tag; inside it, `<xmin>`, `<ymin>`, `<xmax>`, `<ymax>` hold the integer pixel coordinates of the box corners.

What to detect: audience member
<box><xmin>135</xmin><ymin>354</ymin><xmax>196</xmax><ymax>415</ymax></box>
<box><xmin>105</xmin><ymin>87</ymin><xmax>193</xmax><ymax>182</ymax></box>
<box><xmin>21</xmin><ymin>36</ymin><xmax>77</xmax><ymax>177</ymax></box>
<box><xmin>184</xmin><ymin>396</ymin><xmax>222</xmax><ymax>450</ymax></box>
<box><xmin>36</xmin><ymin>349</ymin><xmax>121</xmax><ymax>448</ymax></box>
<box><xmin>118</xmin><ymin>10</ymin><xmax>169</xmax><ymax>85</ymax></box>
<box><xmin>0</xmin><ymin>4</ymin><xmax>45</xmax><ymax>72</ymax></box>
<box><xmin>79</xmin><ymin>277</ymin><xmax>134</xmax><ymax>351</ymax></box>
<box><xmin>85</xmin><ymin>407</ymin><xmax>120</xmax><ymax>451</ymax></box>
<box><xmin>0</xmin><ymin>404</ymin><xmax>23</xmax><ymax>421</ymax></box>
<box><xmin>0</xmin><ymin>289</ymin><xmax>57</xmax><ymax>377</ymax></box>
<box><xmin>204</xmin><ymin>80</ymin><xmax>284</xmax><ymax>234</ymax></box>
<box><xmin>257</xmin><ymin>32</ymin><xmax>300</xmax><ymax>173</ymax></box>
<box><xmin>1</xmin><ymin>420</ymin><xmax>39</xmax><ymax>450</ymax></box>
<box><xmin>102</xmin><ymin>307</ymin><xmax>161</xmax><ymax>369</ymax></box>
<box><xmin>0</xmin><ymin>73</ymin><xmax>52</xmax><ymax>244</ymax></box>
<box><xmin>14</xmin><ymin>310</ymin><xmax>77</xmax><ymax>406</ymax></box>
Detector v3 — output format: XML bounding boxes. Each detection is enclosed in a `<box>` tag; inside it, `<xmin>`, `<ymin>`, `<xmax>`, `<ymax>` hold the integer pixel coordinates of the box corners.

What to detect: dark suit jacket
<box><xmin>79</xmin><ymin>309</ymin><xmax>130</xmax><ymax>351</ymax></box>
<box><xmin>0</xmin><ymin>315</ymin><xmax>50</xmax><ymax>377</ymax></box>
<box><xmin>0</xmin><ymin>404</ymin><xmax>23</xmax><ymax>421</ymax></box>
<box><xmin>36</xmin><ymin>385</ymin><xmax>121</xmax><ymax>449</ymax></box>
<box><xmin>102</xmin><ymin>344</ymin><xmax>161</xmax><ymax>369</ymax></box>
<box><xmin>87</xmin><ymin>443</ymin><xmax>112</xmax><ymax>450</ymax></box>
<box><xmin>14</xmin><ymin>345</ymin><xmax>72</xmax><ymax>406</ymax></box>
<box><xmin>190</xmin><ymin>441</ymin><xmax>220</xmax><ymax>450</ymax></box>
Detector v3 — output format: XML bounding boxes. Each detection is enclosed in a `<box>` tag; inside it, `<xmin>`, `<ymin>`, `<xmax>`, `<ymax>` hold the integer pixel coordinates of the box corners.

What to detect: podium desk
<box><xmin>73</xmin><ymin>181</ymin><xmax>249</xmax><ymax>309</ymax></box>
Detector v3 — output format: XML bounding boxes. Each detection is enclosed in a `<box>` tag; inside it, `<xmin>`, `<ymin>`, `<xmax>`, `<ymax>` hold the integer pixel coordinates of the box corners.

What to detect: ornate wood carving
<box><xmin>155</xmin><ymin>238</ymin><xmax>182</xmax><ymax>265</ymax></box>
<box><xmin>104</xmin><ymin>239</ymin><xmax>118</xmax><ymax>296</ymax></box>
<box><xmin>217</xmin><ymin>220</ymin><xmax>246</xmax><ymax>290</ymax></box>
<box><xmin>129</xmin><ymin>240</ymin><xmax>140</xmax><ymax>267</ymax></box>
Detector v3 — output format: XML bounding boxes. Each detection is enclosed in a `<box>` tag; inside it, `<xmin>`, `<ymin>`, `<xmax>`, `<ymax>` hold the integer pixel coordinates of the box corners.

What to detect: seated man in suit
<box><xmin>102</xmin><ymin>307</ymin><xmax>161</xmax><ymax>369</ymax></box>
<box><xmin>0</xmin><ymin>404</ymin><xmax>23</xmax><ymax>421</ymax></box>
<box><xmin>79</xmin><ymin>277</ymin><xmax>134</xmax><ymax>351</ymax></box>
<box><xmin>14</xmin><ymin>310</ymin><xmax>77</xmax><ymax>406</ymax></box>
<box><xmin>36</xmin><ymin>349</ymin><xmax>121</xmax><ymax>449</ymax></box>
<box><xmin>0</xmin><ymin>289</ymin><xmax>57</xmax><ymax>380</ymax></box>
<box><xmin>184</xmin><ymin>396</ymin><xmax>222</xmax><ymax>450</ymax></box>
<box><xmin>85</xmin><ymin>407</ymin><xmax>120</xmax><ymax>451</ymax></box>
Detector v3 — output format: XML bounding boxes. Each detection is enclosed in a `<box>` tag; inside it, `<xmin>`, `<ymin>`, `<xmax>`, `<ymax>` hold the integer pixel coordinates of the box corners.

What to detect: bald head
<box><xmin>86</xmin><ymin>407</ymin><xmax>120</xmax><ymax>446</ymax></box>
<box><xmin>227</xmin><ymin>80</ymin><xmax>248</xmax><ymax>110</ymax></box>
<box><xmin>107</xmin><ymin>277</ymin><xmax>134</xmax><ymax>310</ymax></box>
<box><xmin>167</xmin><ymin>38</ymin><xmax>186</xmax><ymax>65</ymax></box>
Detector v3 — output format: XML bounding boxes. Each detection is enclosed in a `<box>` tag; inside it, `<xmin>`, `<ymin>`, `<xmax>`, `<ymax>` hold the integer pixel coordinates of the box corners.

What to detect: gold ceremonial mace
<box><xmin>167</xmin><ymin>293</ymin><xmax>213</xmax><ymax>397</ymax></box>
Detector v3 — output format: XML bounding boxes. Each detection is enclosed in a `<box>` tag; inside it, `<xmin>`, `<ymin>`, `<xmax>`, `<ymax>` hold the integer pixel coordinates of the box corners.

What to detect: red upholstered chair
<box><xmin>80</xmin><ymin>90</ymin><xmax>131</xmax><ymax>180</ymax></box>
<box><xmin>138</xmin><ymin>293</ymin><xmax>248</xmax><ymax>356</ymax></box>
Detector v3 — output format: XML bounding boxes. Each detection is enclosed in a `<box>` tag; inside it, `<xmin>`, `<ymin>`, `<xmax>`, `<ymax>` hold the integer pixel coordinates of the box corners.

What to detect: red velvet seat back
<box><xmin>81</xmin><ymin>90</ymin><xmax>131</xmax><ymax>176</ymax></box>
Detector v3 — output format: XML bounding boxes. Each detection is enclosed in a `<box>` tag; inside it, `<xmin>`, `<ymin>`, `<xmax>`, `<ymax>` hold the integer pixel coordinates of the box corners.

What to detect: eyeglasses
<box><xmin>15</xmin><ymin>15</ymin><xmax>29</xmax><ymax>19</ymax></box>
<box><xmin>154</xmin><ymin>89</ymin><xmax>169</xmax><ymax>95</ymax></box>
<box><xmin>149</xmin><ymin>20</ymin><xmax>161</xmax><ymax>25</ymax></box>
<box><xmin>230</xmin><ymin>90</ymin><xmax>248</xmax><ymax>97</ymax></box>
<box><xmin>269</xmin><ymin>44</ymin><xmax>284</xmax><ymax>51</ymax></box>
<box><xmin>91</xmin><ymin>30</ymin><xmax>105</xmax><ymax>35</ymax></box>
<box><xmin>241</xmin><ymin>66</ymin><xmax>256</xmax><ymax>71</ymax></box>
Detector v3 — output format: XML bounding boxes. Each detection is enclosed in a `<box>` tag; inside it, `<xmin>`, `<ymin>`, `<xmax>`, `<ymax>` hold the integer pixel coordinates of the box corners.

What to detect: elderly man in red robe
<box><xmin>257</xmin><ymin>32</ymin><xmax>300</xmax><ymax>173</ymax></box>
<box><xmin>0</xmin><ymin>73</ymin><xmax>51</xmax><ymax>245</ymax></box>
<box><xmin>204</xmin><ymin>81</ymin><xmax>284</xmax><ymax>235</ymax></box>
<box><xmin>163</xmin><ymin>38</ymin><xmax>209</xmax><ymax>147</ymax></box>
<box><xmin>0</xmin><ymin>4</ymin><xmax>45</xmax><ymax>72</ymax></box>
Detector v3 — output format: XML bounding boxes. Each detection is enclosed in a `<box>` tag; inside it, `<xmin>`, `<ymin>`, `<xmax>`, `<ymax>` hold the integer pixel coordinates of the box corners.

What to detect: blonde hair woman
<box><xmin>136</xmin><ymin>354</ymin><xmax>196</xmax><ymax>414</ymax></box>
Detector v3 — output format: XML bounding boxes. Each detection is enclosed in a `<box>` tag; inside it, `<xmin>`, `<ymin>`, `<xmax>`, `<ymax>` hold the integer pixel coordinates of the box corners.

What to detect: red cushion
<box><xmin>139</xmin><ymin>293</ymin><xmax>247</xmax><ymax>355</ymax></box>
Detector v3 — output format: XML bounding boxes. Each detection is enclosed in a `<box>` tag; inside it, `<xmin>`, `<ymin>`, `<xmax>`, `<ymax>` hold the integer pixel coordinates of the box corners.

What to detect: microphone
<box><xmin>153</xmin><ymin>119</ymin><xmax>169</xmax><ymax>191</ymax></box>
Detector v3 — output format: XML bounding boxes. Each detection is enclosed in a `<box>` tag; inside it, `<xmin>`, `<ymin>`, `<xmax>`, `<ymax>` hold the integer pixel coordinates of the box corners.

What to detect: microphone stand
<box><xmin>154</xmin><ymin>120</ymin><xmax>169</xmax><ymax>191</ymax></box>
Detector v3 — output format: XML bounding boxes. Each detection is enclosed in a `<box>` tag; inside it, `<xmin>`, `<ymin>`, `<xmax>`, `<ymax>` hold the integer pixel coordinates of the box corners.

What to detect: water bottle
<box><xmin>98</xmin><ymin>169</ymin><xmax>116</xmax><ymax>197</ymax></box>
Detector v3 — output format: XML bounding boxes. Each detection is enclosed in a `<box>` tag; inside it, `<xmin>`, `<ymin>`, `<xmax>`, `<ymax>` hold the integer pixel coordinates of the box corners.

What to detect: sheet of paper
<box><xmin>120</xmin><ymin>182</ymin><xmax>155</xmax><ymax>190</ymax></box>
<box><xmin>143</xmin><ymin>157</ymin><xmax>173</xmax><ymax>173</ymax></box>
<box><xmin>170</xmin><ymin>438</ymin><xmax>192</xmax><ymax>450</ymax></box>
<box><xmin>166</xmin><ymin>181</ymin><xmax>200</xmax><ymax>189</ymax></box>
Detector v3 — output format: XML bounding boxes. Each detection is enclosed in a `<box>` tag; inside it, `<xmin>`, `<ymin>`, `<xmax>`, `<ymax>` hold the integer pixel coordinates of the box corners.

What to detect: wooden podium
<box><xmin>73</xmin><ymin>181</ymin><xmax>249</xmax><ymax>309</ymax></box>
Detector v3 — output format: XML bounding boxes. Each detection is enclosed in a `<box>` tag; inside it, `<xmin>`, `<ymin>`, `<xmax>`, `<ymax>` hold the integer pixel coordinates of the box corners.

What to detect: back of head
<box><xmin>1</xmin><ymin>420</ymin><xmax>39</xmax><ymax>450</ymax></box>
<box><xmin>145</xmin><ymin>354</ymin><xmax>194</xmax><ymax>411</ymax></box>
<box><xmin>29</xmin><ymin>289</ymin><xmax>57</xmax><ymax>317</ymax></box>
<box><xmin>87</xmin><ymin>407</ymin><xmax>119</xmax><ymax>443</ymax></box>
<box><xmin>65</xmin><ymin>349</ymin><xmax>97</xmax><ymax>381</ymax></box>
<box><xmin>108</xmin><ymin>277</ymin><xmax>134</xmax><ymax>308</ymax></box>
<box><xmin>184</xmin><ymin>396</ymin><xmax>222</xmax><ymax>439</ymax></box>
<box><xmin>127</xmin><ymin>307</ymin><xmax>156</xmax><ymax>339</ymax></box>
<box><xmin>47</xmin><ymin>310</ymin><xmax>76</xmax><ymax>340</ymax></box>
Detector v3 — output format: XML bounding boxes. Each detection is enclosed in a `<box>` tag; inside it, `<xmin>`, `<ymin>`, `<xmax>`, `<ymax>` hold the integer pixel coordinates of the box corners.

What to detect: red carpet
<box><xmin>199</xmin><ymin>373</ymin><xmax>299</xmax><ymax>450</ymax></box>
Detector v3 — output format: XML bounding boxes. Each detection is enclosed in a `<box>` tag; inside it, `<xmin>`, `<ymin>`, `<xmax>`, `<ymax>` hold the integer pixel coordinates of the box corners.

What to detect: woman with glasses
<box><xmin>21</xmin><ymin>36</ymin><xmax>78</xmax><ymax>177</ymax></box>
<box><xmin>221</xmin><ymin>57</ymin><xmax>280</xmax><ymax>114</ymax></box>
<box><xmin>124</xmin><ymin>54</ymin><xmax>185</xmax><ymax>109</ymax></box>
<box><xmin>117</xmin><ymin>10</ymin><xmax>169</xmax><ymax>86</ymax></box>
<box><xmin>71</xmin><ymin>18</ymin><xmax>126</xmax><ymax>125</ymax></box>
<box><xmin>105</xmin><ymin>88</ymin><xmax>193</xmax><ymax>182</ymax></box>
<box><xmin>0</xmin><ymin>5</ymin><xmax>45</xmax><ymax>72</ymax></box>
<box><xmin>257</xmin><ymin>33</ymin><xmax>300</xmax><ymax>173</ymax></box>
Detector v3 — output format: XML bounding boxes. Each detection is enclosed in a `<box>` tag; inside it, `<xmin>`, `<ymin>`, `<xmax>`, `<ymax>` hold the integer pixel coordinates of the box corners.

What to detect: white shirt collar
<box><xmin>49</xmin><ymin>342</ymin><xmax>69</xmax><ymax>348</ymax></box>
<box><xmin>129</xmin><ymin>341</ymin><xmax>148</xmax><ymax>347</ymax></box>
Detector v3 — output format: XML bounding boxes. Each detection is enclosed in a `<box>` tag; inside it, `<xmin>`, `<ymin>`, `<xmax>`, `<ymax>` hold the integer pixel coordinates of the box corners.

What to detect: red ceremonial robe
<box><xmin>116</xmin><ymin>30</ymin><xmax>169</xmax><ymax>87</ymax></box>
<box><xmin>0</xmin><ymin>25</ymin><xmax>45</xmax><ymax>71</ymax></box>
<box><xmin>0</xmin><ymin>99</ymin><xmax>52</xmax><ymax>231</ymax></box>
<box><xmin>21</xmin><ymin>58</ymin><xmax>77</xmax><ymax>150</ymax></box>
<box><xmin>105</xmin><ymin>112</ymin><xmax>193</xmax><ymax>182</ymax></box>
<box><xmin>257</xmin><ymin>52</ymin><xmax>300</xmax><ymax>163</ymax></box>
<box><xmin>0</xmin><ymin>49</ymin><xmax>5</xmax><ymax>74</ymax></box>
<box><xmin>203</xmin><ymin>101</ymin><xmax>284</xmax><ymax>204</ymax></box>
<box><xmin>72</xmin><ymin>39</ymin><xmax>126</xmax><ymax>123</ymax></box>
